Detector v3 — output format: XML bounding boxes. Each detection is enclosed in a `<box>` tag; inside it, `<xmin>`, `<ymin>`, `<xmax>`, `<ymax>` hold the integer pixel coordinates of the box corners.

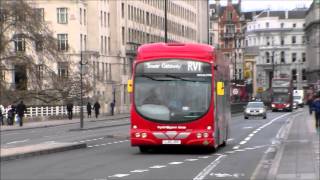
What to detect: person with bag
<box><xmin>7</xmin><ymin>105</ymin><xmax>15</xmax><ymax>125</ymax></box>
<box><xmin>66</xmin><ymin>102</ymin><xmax>73</xmax><ymax>120</ymax></box>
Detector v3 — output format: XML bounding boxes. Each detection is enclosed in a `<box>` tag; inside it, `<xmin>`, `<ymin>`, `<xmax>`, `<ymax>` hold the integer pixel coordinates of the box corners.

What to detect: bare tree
<box><xmin>0</xmin><ymin>0</ymin><xmax>91</xmax><ymax>105</ymax></box>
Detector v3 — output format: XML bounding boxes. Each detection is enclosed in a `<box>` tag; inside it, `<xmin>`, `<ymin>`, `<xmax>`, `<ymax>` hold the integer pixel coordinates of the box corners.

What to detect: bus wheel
<box><xmin>139</xmin><ymin>146</ymin><xmax>149</xmax><ymax>153</ymax></box>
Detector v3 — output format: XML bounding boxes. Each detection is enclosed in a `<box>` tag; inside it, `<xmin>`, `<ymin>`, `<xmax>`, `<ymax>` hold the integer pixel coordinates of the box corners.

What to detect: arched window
<box><xmin>266</xmin><ymin>52</ymin><xmax>270</xmax><ymax>63</ymax></box>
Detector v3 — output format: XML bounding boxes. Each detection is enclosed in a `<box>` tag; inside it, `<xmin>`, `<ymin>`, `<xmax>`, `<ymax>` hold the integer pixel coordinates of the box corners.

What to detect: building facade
<box><xmin>305</xmin><ymin>0</ymin><xmax>320</xmax><ymax>90</ymax></box>
<box><xmin>245</xmin><ymin>10</ymin><xmax>308</xmax><ymax>91</ymax></box>
<box><xmin>1</xmin><ymin>0</ymin><xmax>208</xmax><ymax>114</ymax></box>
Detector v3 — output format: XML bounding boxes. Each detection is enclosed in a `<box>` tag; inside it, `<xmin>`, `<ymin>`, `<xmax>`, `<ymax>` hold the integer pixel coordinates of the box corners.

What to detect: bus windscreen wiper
<box><xmin>164</xmin><ymin>74</ymin><xmax>198</xmax><ymax>82</ymax></box>
<box><xmin>136</xmin><ymin>74</ymin><xmax>171</xmax><ymax>81</ymax></box>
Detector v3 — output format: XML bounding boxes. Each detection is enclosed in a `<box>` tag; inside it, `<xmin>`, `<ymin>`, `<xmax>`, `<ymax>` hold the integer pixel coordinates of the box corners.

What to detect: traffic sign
<box><xmin>232</xmin><ymin>88</ymin><xmax>239</xmax><ymax>95</ymax></box>
<box><xmin>257</xmin><ymin>87</ymin><xmax>264</xmax><ymax>93</ymax></box>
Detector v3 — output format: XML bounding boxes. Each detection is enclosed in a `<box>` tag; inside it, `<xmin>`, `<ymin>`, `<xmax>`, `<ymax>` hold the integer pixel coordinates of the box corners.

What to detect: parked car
<box><xmin>244</xmin><ymin>101</ymin><xmax>267</xmax><ymax>119</ymax></box>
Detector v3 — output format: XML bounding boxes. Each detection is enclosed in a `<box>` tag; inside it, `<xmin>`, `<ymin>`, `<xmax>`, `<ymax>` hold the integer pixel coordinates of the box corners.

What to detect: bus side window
<box><xmin>217</xmin><ymin>81</ymin><xmax>224</xmax><ymax>96</ymax></box>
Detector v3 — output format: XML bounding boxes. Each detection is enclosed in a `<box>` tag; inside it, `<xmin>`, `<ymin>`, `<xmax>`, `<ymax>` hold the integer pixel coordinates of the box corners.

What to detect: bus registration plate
<box><xmin>162</xmin><ymin>140</ymin><xmax>181</xmax><ymax>145</ymax></box>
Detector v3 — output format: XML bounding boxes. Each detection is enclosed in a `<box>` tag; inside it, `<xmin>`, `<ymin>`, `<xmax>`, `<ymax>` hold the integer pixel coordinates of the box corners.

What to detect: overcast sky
<box><xmin>210</xmin><ymin>0</ymin><xmax>313</xmax><ymax>12</ymax></box>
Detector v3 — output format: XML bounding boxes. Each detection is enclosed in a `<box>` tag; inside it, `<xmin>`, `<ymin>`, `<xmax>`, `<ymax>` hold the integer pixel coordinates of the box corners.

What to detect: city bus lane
<box><xmin>108</xmin><ymin>112</ymin><xmax>292</xmax><ymax>180</ymax></box>
<box><xmin>1</xmin><ymin>111</ymin><xmax>291</xmax><ymax>180</ymax></box>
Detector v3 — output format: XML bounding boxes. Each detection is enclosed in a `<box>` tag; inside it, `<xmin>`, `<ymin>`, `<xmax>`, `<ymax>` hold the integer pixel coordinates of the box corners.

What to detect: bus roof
<box><xmin>136</xmin><ymin>43</ymin><xmax>215</xmax><ymax>62</ymax></box>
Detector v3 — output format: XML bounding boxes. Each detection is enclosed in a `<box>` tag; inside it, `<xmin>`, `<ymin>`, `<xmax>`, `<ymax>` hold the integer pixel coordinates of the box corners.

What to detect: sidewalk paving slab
<box><xmin>268</xmin><ymin>110</ymin><xmax>320</xmax><ymax>180</ymax></box>
<box><xmin>0</xmin><ymin>141</ymin><xmax>87</xmax><ymax>161</ymax></box>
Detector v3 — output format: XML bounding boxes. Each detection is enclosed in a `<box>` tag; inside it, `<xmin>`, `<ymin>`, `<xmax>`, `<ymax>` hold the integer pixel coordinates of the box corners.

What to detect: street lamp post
<box><xmin>164</xmin><ymin>0</ymin><xmax>168</xmax><ymax>43</ymax></box>
<box><xmin>79</xmin><ymin>51</ymin><xmax>88</xmax><ymax>129</ymax></box>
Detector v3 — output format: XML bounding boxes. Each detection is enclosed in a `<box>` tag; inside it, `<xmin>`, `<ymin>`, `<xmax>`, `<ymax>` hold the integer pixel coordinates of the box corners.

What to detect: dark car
<box><xmin>244</xmin><ymin>101</ymin><xmax>267</xmax><ymax>119</ymax></box>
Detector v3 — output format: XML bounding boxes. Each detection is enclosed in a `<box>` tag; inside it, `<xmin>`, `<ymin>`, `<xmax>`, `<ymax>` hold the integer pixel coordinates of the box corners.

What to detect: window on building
<box><xmin>100</xmin><ymin>11</ymin><xmax>103</xmax><ymax>26</ymax></box>
<box><xmin>34</xmin><ymin>8</ymin><xmax>44</xmax><ymax>22</ymax></box>
<box><xmin>84</xmin><ymin>35</ymin><xmax>87</xmax><ymax>50</ymax></box>
<box><xmin>104</xmin><ymin>12</ymin><xmax>106</xmax><ymax>27</ymax></box>
<box><xmin>58</xmin><ymin>62</ymin><xmax>68</xmax><ymax>78</ymax></box>
<box><xmin>292</xmin><ymin>53</ymin><xmax>296</xmax><ymax>62</ymax></box>
<box><xmin>302</xmin><ymin>69</ymin><xmax>306</xmax><ymax>80</ymax></box>
<box><xmin>122</xmin><ymin>26</ymin><xmax>125</xmax><ymax>45</ymax></box>
<box><xmin>291</xmin><ymin>69</ymin><xmax>297</xmax><ymax>81</ymax></box>
<box><xmin>14</xmin><ymin>34</ymin><xmax>25</xmax><ymax>52</ymax></box>
<box><xmin>281</xmin><ymin>51</ymin><xmax>285</xmax><ymax>63</ymax></box>
<box><xmin>121</xmin><ymin>3</ymin><xmax>124</xmax><ymax>18</ymax></box>
<box><xmin>57</xmin><ymin>8</ymin><xmax>68</xmax><ymax>24</ymax></box>
<box><xmin>266</xmin><ymin>22</ymin><xmax>269</xmax><ymax>28</ymax></box>
<box><xmin>84</xmin><ymin>9</ymin><xmax>86</xmax><ymax>25</ymax></box>
<box><xmin>225</xmin><ymin>24</ymin><xmax>235</xmax><ymax>34</ymax></box>
<box><xmin>35</xmin><ymin>34</ymin><xmax>43</xmax><ymax>52</ymax></box>
<box><xmin>101</xmin><ymin>36</ymin><xmax>103</xmax><ymax>54</ymax></box>
<box><xmin>36</xmin><ymin>64</ymin><xmax>44</xmax><ymax>80</ymax></box>
<box><xmin>108</xmin><ymin>36</ymin><xmax>111</xmax><ymax>53</ymax></box>
<box><xmin>227</xmin><ymin>11</ymin><xmax>232</xmax><ymax>21</ymax></box>
<box><xmin>108</xmin><ymin>13</ymin><xmax>110</xmax><ymax>26</ymax></box>
<box><xmin>280</xmin><ymin>23</ymin><xmax>284</xmax><ymax>28</ymax></box>
<box><xmin>266</xmin><ymin>36</ymin><xmax>270</xmax><ymax>46</ymax></box>
<box><xmin>302</xmin><ymin>36</ymin><xmax>305</xmax><ymax>44</ymax></box>
<box><xmin>57</xmin><ymin>34</ymin><xmax>68</xmax><ymax>51</ymax></box>
<box><xmin>292</xmin><ymin>23</ymin><xmax>296</xmax><ymax>28</ymax></box>
<box><xmin>292</xmin><ymin>36</ymin><xmax>296</xmax><ymax>44</ymax></box>
<box><xmin>280</xmin><ymin>36</ymin><xmax>284</xmax><ymax>45</ymax></box>
<box><xmin>80</xmin><ymin>8</ymin><xmax>82</xmax><ymax>24</ymax></box>
<box><xmin>302</xmin><ymin>52</ymin><xmax>306</xmax><ymax>62</ymax></box>
<box><xmin>104</xmin><ymin>36</ymin><xmax>107</xmax><ymax>54</ymax></box>
<box><xmin>266</xmin><ymin>52</ymin><xmax>270</xmax><ymax>63</ymax></box>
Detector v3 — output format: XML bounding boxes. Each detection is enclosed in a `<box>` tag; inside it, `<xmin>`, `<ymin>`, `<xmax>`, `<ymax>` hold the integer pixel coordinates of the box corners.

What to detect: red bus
<box><xmin>271</xmin><ymin>78</ymin><xmax>293</xmax><ymax>112</ymax></box>
<box><xmin>128</xmin><ymin>43</ymin><xmax>231</xmax><ymax>153</ymax></box>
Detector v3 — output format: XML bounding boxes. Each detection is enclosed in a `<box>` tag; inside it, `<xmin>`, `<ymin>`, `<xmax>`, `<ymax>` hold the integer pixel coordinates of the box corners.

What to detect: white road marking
<box><xmin>6</xmin><ymin>139</ymin><xmax>29</xmax><ymax>145</ymax></box>
<box><xmin>225</xmin><ymin>151</ymin><xmax>235</xmax><ymax>154</ymax></box>
<box><xmin>193</xmin><ymin>155</ymin><xmax>226</xmax><ymax>180</ymax></box>
<box><xmin>248</xmin><ymin>134</ymin><xmax>254</xmax><ymax>137</ymax></box>
<box><xmin>108</xmin><ymin>174</ymin><xmax>130</xmax><ymax>178</ymax></box>
<box><xmin>198</xmin><ymin>156</ymin><xmax>211</xmax><ymax>159</ymax></box>
<box><xmin>244</xmin><ymin>137</ymin><xmax>251</xmax><ymax>141</ymax></box>
<box><xmin>243</xmin><ymin>126</ymin><xmax>253</xmax><ymax>129</ymax></box>
<box><xmin>227</xmin><ymin>138</ymin><xmax>234</xmax><ymax>142</ymax></box>
<box><xmin>130</xmin><ymin>169</ymin><xmax>149</xmax><ymax>173</ymax></box>
<box><xmin>235</xmin><ymin>149</ymin><xmax>245</xmax><ymax>152</ymax></box>
<box><xmin>214</xmin><ymin>173</ymin><xmax>233</xmax><ymax>177</ymax></box>
<box><xmin>169</xmin><ymin>162</ymin><xmax>183</xmax><ymax>165</ymax></box>
<box><xmin>185</xmin><ymin>159</ymin><xmax>199</xmax><ymax>162</ymax></box>
<box><xmin>239</xmin><ymin>141</ymin><xmax>247</xmax><ymax>145</ymax></box>
<box><xmin>232</xmin><ymin>146</ymin><xmax>240</xmax><ymax>150</ymax></box>
<box><xmin>149</xmin><ymin>165</ymin><xmax>166</xmax><ymax>169</ymax></box>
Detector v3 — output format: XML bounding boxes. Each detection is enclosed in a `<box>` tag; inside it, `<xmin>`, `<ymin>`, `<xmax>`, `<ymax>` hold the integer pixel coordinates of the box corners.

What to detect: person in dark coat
<box><xmin>7</xmin><ymin>105</ymin><xmax>15</xmax><ymax>125</ymax></box>
<box><xmin>110</xmin><ymin>101</ymin><xmax>115</xmax><ymax>116</ymax></box>
<box><xmin>87</xmin><ymin>102</ymin><xmax>92</xmax><ymax>118</ymax></box>
<box><xmin>311</xmin><ymin>91</ymin><xmax>320</xmax><ymax>127</ymax></box>
<box><xmin>93</xmin><ymin>101</ymin><xmax>101</xmax><ymax>118</ymax></box>
<box><xmin>66</xmin><ymin>102</ymin><xmax>73</xmax><ymax>120</ymax></box>
<box><xmin>16</xmin><ymin>101</ymin><xmax>27</xmax><ymax>127</ymax></box>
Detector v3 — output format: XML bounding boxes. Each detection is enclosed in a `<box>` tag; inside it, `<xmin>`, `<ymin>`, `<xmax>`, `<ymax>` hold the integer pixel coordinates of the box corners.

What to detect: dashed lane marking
<box><xmin>108</xmin><ymin>174</ymin><xmax>130</xmax><ymax>178</ymax></box>
<box><xmin>130</xmin><ymin>169</ymin><xmax>149</xmax><ymax>173</ymax></box>
<box><xmin>232</xmin><ymin>146</ymin><xmax>240</xmax><ymax>150</ymax></box>
<box><xmin>169</xmin><ymin>162</ymin><xmax>184</xmax><ymax>165</ymax></box>
<box><xmin>6</xmin><ymin>139</ymin><xmax>30</xmax><ymax>145</ymax></box>
<box><xmin>149</xmin><ymin>165</ymin><xmax>166</xmax><ymax>169</ymax></box>
<box><xmin>185</xmin><ymin>159</ymin><xmax>199</xmax><ymax>162</ymax></box>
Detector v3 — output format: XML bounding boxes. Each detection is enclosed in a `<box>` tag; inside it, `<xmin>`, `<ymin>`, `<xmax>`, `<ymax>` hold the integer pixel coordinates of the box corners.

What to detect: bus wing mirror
<box><xmin>127</xmin><ymin>79</ymin><xmax>133</xmax><ymax>93</ymax></box>
<box><xmin>217</xmin><ymin>81</ymin><xmax>224</xmax><ymax>96</ymax></box>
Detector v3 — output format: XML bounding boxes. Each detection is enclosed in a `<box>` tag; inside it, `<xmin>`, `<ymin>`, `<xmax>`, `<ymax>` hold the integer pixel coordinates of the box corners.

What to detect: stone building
<box><xmin>0</xmin><ymin>0</ymin><xmax>208</xmax><ymax>113</ymax></box>
<box><xmin>245</xmin><ymin>10</ymin><xmax>308</xmax><ymax>91</ymax></box>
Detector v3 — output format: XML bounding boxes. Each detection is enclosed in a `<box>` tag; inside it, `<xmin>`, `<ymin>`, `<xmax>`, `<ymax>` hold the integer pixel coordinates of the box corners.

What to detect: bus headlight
<box><xmin>196</xmin><ymin>133</ymin><xmax>202</xmax><ymax>139</ymax></box>
<box><xmin>135</xmin><ymin>133</ymin><xmax>141</xmax><ymax>138</ymax></box>
<box><xmin>207</xmin><ymin>126</ymin><xmax>212</xmax><ymax>130</ymax></box>
<box><xmin>203</xmin><ymin>133</ymin><xmax>209</xmax><ymax>138</ymax></box>
<box><xmin>285</xmin><ymin>104</ymin><xmax>290</xmax><ymax>107</ymax></box>
<box><xmin>141</xmin><ymin>132</ymin><xmax>147</xmax><ymax>138</ymax></box>
<box><xmin>271</xmin><ymin>104</ymin><xmax>275</xmax><ymax>108</ymax></box>
<box><xmin>133</xmin><ymin>125</ymin><xmax>138</xmax><ymax>129</ymax></box>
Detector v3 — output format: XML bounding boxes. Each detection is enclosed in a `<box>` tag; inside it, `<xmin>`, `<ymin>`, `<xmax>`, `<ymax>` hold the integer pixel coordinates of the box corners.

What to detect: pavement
<box><xmin>0</xmin><ymin>113</ymin><xmax>129</xmax><ymax>161</ymax></box>
<box><xmin>268</xmin><ymin>110</ymin><xmax>320</xmax><ymax>180</ymax></box>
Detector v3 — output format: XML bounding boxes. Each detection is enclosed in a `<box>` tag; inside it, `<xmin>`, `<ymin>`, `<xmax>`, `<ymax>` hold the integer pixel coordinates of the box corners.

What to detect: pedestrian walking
<box><xmin>93</xmin><ymin>101</ymin><xmax>101</xmax><ymax>118</ymax></box>
<box><xmin>66</xmin><ymin>102</ymin><xmax>73</xmax><ymax>120</ymax></box>
<box><xmin>307</xmin><ymin>94</ymin><xmax>314</xmax><ymax>115</ymax></box>
<box><xmin>0</xmin><ymin>104</ymin><xmax>4</xmax><ymax>125</ymax></box>
<box><xmin>7</xmin><ymin>105</ymin><xmax>15</xmax><ymax>125</ymax></box>
<box><xmin>87</xmin><ymin>102</ymin><xmax>92</xmax><ymax>118</ymax></box>
<box><xmin>311</xmin><ymin>91</ymin><xmax>320</xmax><ymax>128</ymax></box>
<box><xmin>110</xmin><ymin>101</ymin><xmax>115</xmax><ymax>116</ymax></box>
<box><xmin>16</xmin><ymin>101</ymin><xmax>27</xmax><ymax>127</ymax></box>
